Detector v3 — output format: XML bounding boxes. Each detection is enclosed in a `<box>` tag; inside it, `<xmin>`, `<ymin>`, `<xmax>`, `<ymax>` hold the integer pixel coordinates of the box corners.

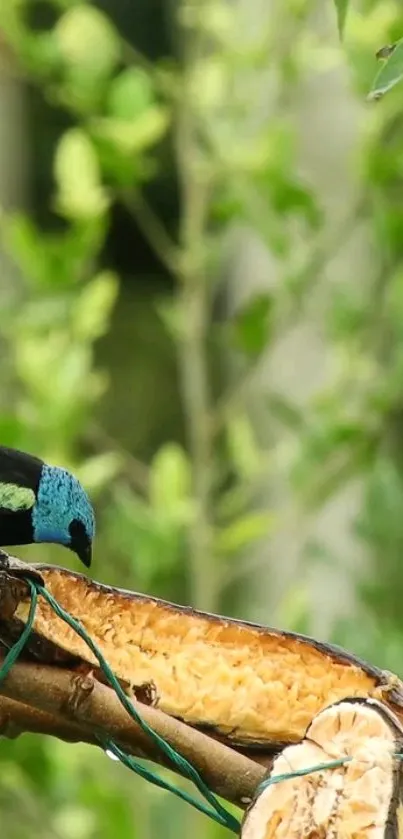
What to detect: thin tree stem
<box><xmin>121</xmin><ymin>189</ymin><xmax>179</xmax><ymax>276</ymax></box>
<box><xmin>174</xmin><ymin>10</ymin><xmax>217</xmax><ymax>613</ymax></box>
<box><xmin>178</xmin><ymin>279</ymin><xmax>215</xmax><ymax>611</ymax></box>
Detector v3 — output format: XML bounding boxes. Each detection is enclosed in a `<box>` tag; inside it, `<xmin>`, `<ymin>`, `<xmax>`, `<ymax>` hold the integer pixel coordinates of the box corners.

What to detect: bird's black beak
<box><xmin>69</xmin><ymin>519</ymin><xmax>92</xmax><ymax>569</ymax></box>
<box><xmin>77</xmin><ymin>542</ymin><xmax>92</xmax><ymax>568</ymax></box>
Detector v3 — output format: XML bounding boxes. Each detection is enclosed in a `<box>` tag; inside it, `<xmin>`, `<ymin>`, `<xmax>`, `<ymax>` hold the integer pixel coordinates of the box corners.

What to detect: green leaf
<box><xmin>23</xmin><ymin>32</ymin><xmax>61</xmax><ymax>77</ymax></box>
<box><xmin>55</xmin><ymin>5</ymin><xmax>120</xmax><ymax>80</ymax></box>
<box><xmin>231</xmin><ymin>292</ymin><xmax>273</xmax><ymax>358</ymax></box>
<box><xmin>270</xmin><ymin>177</ymin><xmax>321</xmax><ymax>229</ymax></box>
<box><xmin>73</xmin><ymin>271</ymin><xmax>119</xmax><ymax>340</ymax></box>
<box><xmin>54</xmin><ymin>128</ymin><xmax>109</xmax><ymax>220</ymax></box>
<box><xmin>156</xmin><ymin>297</ymin><xmax>187</xmax><ymax>342</ymax></box>
<box><xmin>149</xmin><ymin>444</ymin><xmax>192</xmax><ymax>516</ymax></box>
<box><xmin>226</xmin><ymin>414</ymin><xmax>260</xmax><ymax>479</ymax></box>
<box><xmin>107</xmin><ymin>488</ymin><xmax>184</xmax><ymax>585</ymax></box>
<box><xmin>369</xmin><ymin>39</ymin><xmax>403</xmax><ymax>100</ymax></box>
<box><xmin>190</xmin><ymin>57</ymin><xmax>227</xmax><ymax>110</ymax></box>
<box><xmin>92</xmin><ymin>109</ymin><xmax>169</xmax><ymax>156</ymax></box>
<box><xmin>215</xmin><ymin>511</ymin><xmax>275</xmax><ymax>555</ymax></box>
<box><xmin>334</xmin><ymin>0</ymin><xmax>349</xmax><ymax>39</ymax></box>
<box><xmin>107</xmin><ymin>68</ymin><xmax>155</xmax><ymax>120</ymax></box>
<box><xmin>2</xmin><ymin>214</ymin><xmax>105</xmax><ymax>288</ymax></box>
<box><xmin>1</xmin><ymin>215</ymin><xmax>50</xmax><ymax>287</ymax></box>
<box><xmin>267</xmin><ymin>393</ymin><xmax>305</xmax><ymax>432</ymax></box>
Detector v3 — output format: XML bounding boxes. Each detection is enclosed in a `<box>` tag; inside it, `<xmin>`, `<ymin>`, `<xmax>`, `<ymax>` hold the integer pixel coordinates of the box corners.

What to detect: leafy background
<box><xmin>0</xmin><ymin>0</ymin><xmax>403</xmax><ymax>836</ymax></box>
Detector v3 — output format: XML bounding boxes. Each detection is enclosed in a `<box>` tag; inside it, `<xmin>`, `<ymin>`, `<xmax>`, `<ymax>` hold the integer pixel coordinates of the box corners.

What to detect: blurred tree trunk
<box><xmin>0</xmin><ymin>41</ymin><xmax>27</xmax><ymax>289</ymax></box>
<box><xmin>0</xmin><ymin>41</ymin><xmax>28</xmax><ymax>413</ymax></box>
<box><xmin>225</xmin><ymin>1</ymin><xmax>376</xmax><ymax>637</ymax></box>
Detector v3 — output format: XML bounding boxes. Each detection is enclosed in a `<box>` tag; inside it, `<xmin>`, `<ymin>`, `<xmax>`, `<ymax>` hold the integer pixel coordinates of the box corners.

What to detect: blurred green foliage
<box><xmin>0</xmin><ymin>0</ymin><xmax>403</xmax><ymax>836</ymax></box>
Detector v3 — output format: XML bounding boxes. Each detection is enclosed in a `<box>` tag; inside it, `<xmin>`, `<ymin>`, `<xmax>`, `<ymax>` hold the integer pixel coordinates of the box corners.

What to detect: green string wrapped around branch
<box><xmin>256</xmin><ymin>757</ymin><xmax>352</xmax><ymax>794</ymax></box>
<box><xmin>0</xmin><ymin>576</ymin><xmax>241</xmax><ymax>833</ymax></box>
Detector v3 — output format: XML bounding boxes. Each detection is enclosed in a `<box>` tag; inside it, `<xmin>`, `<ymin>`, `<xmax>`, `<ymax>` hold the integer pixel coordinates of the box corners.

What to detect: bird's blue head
<box><xmin>32</xmin><ymin>464</ymin><xmax>95</xmax><ymax>567</ymax></box>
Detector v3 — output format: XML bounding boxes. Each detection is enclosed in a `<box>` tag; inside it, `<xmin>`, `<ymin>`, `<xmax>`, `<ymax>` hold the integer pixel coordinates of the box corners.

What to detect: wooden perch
<box><xmin>0</xmin><ymin>655</ymin><xmax>265</xmax><ymax>808</ymax></box>
<box><xmin>0</xmin><ymin>695</ymin><xmax>88</xmax><ymax>743</ymax></box>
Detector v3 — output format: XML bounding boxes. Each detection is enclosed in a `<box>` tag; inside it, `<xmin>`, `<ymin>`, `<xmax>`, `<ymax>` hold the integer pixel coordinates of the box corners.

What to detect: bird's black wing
<box><xmin>0</xmin><ymin>447</ymin><xmax>43</xmax><ymax>491</ymax></box>
<box><xmin>0</xmin><ymin>448</ymin><xmax>42</xmax><ymax>545</ymax></box>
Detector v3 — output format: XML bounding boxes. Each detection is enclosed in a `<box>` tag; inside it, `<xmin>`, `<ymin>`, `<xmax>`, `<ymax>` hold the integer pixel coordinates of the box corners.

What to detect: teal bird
<box><xmin>0</xmin><ymin>446</ymin><xmax>94</xmax><ymax>567</ymax></box>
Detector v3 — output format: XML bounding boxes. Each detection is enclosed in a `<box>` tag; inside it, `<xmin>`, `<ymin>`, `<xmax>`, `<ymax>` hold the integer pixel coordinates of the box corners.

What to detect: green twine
<box><xmin>257</xmin><ymin>752</ymin><xmax>403</xmax><ymax>795</ymax></box>
<box><xmin>257</xmin><ymin>757</ymin><xmax>352</xmax><ymax>794</ymax></box>
<box><xmin>99</xmin><ymin>737</ymin><xmax>240</xmax><ymax>825</ymax></box>
<box><xmin>0</xmin><ymin>583</ymin><xmax>38</xmax><ymax>679</ymax></box>
<box><xmin>0</xmin><ymin>577</ymin><xmax>240</xmax><ymax>834</ymax></box>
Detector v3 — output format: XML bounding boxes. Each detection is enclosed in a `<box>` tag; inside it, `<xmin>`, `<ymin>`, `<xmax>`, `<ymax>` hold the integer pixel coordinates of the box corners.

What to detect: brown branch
<box><xmin>0</xmin><ymin>696</ymin><xmax>90</xmax><ymax>744</ymax></box>
<box><xmin>0</xmin><ymin>656</ymin><xmax>266</xmax><ymax>808</ymax></box>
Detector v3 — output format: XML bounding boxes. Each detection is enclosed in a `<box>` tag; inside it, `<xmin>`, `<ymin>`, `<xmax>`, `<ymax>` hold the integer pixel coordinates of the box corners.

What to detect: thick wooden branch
<box><xmin>0</xmin><ymin>695</ymin><xmax>90</xmax><ymax>743</ymax></box>
<box><xmin>0</xmin><ymin>656</ymin><xmax>266</xmax><ymax>808</ymax></box>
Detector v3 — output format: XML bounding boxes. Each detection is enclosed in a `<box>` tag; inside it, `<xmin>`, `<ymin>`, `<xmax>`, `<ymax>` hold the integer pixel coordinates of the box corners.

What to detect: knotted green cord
<box><xmin>0</xmin><ymin>577</ymin><xmax>240</xmax><ymax>833</ymax></box>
